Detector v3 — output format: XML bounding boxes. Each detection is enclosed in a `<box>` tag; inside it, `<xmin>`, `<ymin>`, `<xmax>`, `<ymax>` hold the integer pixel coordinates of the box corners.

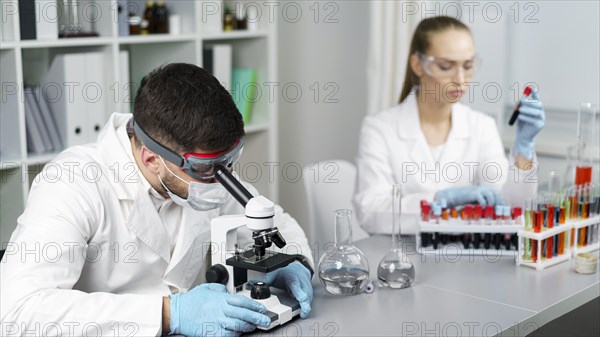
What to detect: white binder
<box><xmin>43</xmin><ymin>53</ymin><xmax>88</xmax><ymax>147</ymax></box>
<box><xmin>35</xmin><ymin>0</ymin><xmax>58</xmax><ymax>40</ymax></box>
<box><xmin>204</xmin><ymin>44</ymin><xmax>232</xmax><ymax>91</ymax></box>
<box><xmin>84</xmin><ymin>52</ymin><xmax>107</xmax><ymax>142</ymax></box>
<box><xmin>36</xmin><ymin>85</ymin><xmax>64</xmax><ymax>149</ymax></box>
<box><xmin>24</xmin><ymin>87</ymin><xmax>50</xmax><ymax>153</ymax></box>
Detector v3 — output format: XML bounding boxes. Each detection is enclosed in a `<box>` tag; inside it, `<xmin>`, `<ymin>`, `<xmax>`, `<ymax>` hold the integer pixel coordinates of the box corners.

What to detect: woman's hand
<box><xmin>514</xmin><ymin>88</ymin><xmax>545</xmax><ymax>160</ymax></box>
<box><xmin>434</xmin><ymin>186</ymin><xmax>503</xmax><ymax>208</ymax></box>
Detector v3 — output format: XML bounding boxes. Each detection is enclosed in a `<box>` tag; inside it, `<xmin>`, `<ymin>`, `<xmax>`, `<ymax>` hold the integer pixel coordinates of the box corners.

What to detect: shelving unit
<box><xmin>0</xmin><ymin>0</ymin><xmax>279</xmax><ymax>249</ymax></box>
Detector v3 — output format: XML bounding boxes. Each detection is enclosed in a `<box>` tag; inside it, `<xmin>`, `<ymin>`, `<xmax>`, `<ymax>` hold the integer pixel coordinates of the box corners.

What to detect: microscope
<box><xmin>206</xmin><ymin>166</ymin><xmax>311</xmax><ymax>330</ymax></box>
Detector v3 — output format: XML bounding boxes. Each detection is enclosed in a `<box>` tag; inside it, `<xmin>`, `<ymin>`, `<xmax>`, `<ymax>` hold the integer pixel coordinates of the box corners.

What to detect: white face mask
<box><xmin>157</xmin><ymin>157</ymin><xmax>231</xmax><ymax>211</ymax></box>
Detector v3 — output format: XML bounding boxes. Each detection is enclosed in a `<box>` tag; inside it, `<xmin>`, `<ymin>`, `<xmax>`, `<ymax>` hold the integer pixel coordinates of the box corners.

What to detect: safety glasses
<box><xmin>417</xmin><ymin>52</ymin><xmax>481</xmax><ymax>79</ymax></box>
<box><xmin>133</xmin><ymin>119</ymin><xmax>244</xmax><ymax>181</ymax></box>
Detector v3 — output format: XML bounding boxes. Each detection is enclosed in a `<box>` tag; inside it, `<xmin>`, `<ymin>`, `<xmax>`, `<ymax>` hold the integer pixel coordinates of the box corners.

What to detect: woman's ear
<box><xmin>140</xmin><ymin>147</ymin><xmax>161</xmax><ymax>174</ymax></box>
<box><xmin>410</xmin><ymin>53</ymin><xmax>424</xmax><ymax>77</ymax></box>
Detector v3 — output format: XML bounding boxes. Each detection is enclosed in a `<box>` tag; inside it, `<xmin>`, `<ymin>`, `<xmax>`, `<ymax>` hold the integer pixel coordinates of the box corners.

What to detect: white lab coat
<box><xmin>352</xmin><ymin>93</ymin><xmax>538</xmax><ymax>235</ymax></box>
<box><xmin>0</xmin><ymin>113</ymin><xmax>313</xmax><ymax>336</ymax></box>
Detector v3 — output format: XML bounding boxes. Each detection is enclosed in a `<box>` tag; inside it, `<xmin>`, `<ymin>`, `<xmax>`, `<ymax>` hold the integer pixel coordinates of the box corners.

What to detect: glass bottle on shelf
<box><xmin>155</xmin><ymin>0</ymin><xmax>169</xmax><ymax>34</ymax></box>
<box><xmin>128</xmin><ymin>13</ymin><xmax>141</xmax><ymax>35</ymax></box>
<box><xmin>318</xmin><ymin>209</ymin><xmax>370</xmax><ymax>295</ymax></box>
<box><xmin>144</xmin><ymin>0</ymin><xmax>155</xmax><ymax>34</ymax></box>
<box><xmin>377</xmin><ymin>184</ymin><xmax>415</xmax><ymax>289</ymax></box>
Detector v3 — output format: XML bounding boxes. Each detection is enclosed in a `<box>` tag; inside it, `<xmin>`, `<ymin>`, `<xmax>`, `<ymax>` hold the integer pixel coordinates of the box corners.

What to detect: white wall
<box><xmin>277</xmin><ymin>1</ymin><xmax>370</xmax><ymax>232</ymax></box>
<box><xmin>467</xmin><ymin>1</ymin><xmax>600</xmax><ymax>187</ymax></box>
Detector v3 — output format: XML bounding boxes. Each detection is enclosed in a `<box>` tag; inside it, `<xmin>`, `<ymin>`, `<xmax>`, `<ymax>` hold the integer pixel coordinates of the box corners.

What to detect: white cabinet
<box><xmin>0</xmin><ymin>0</ymin><xmax>279</xmax><ymax>249</ymax></box>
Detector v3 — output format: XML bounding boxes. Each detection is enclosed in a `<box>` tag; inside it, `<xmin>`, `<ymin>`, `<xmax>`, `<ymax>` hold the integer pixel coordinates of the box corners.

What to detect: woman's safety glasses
<box><xmin>133</xmin><ymin>119</ymin><xmax>243</xmax><ymax>181</ymax></box>
<box><xmin>417</xmin><ymin>52</ymin><xmax>481</xmax><ymax>79</ymax></box>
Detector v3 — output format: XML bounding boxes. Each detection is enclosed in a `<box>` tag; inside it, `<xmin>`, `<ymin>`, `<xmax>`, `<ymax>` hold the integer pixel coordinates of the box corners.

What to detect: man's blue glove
<box><xmin>514</xmin><ymin>88</ymin><xmax>545</xmax><ymax>160</ymax></box>
<box><xmin>435</xmin><ymin>186</ymin><xmax>503</xmax><ymax>208</ymax></box>
<box><xmin>169</xmin><ymin>283</ymin><xmax>271</xmax><ymax>337</ymax></box>
<box><xmin>250</xmin><ymin>261</ymin><xmax>313</xmax><ymax>319</ymax></box>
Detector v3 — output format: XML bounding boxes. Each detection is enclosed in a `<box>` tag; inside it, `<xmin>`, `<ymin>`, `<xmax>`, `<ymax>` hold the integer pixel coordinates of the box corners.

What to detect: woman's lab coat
<box><xmin>352</xmin><ymin>93</ymin><xmax>538</xmax><ymax>234</ymax></box>
<box><xmin>0</xmin><ymin>113</ymin><xmax>312</xmax><ymax>336</ymax></box>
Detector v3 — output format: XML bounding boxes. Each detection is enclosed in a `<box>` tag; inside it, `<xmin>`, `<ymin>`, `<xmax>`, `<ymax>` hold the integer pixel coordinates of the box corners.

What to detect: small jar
<box><xmin>129</xmin><ymin>15</ymin><xmax>141</xmax><ymax>35</ymax></box>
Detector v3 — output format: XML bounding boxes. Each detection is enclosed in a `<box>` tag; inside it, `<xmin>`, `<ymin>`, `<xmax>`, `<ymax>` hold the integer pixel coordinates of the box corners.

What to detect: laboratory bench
<box><xmin>249</xmin><ymin>235</ymin><xmax>599</xmax><ymax>337</ymax></box>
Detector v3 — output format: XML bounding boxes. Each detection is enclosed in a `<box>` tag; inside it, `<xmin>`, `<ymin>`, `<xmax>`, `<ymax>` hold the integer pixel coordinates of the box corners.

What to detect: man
<box><xmin>1</xmin><ymin>64</ymin><xmax>314</xmax><ymax>336</ymax></box>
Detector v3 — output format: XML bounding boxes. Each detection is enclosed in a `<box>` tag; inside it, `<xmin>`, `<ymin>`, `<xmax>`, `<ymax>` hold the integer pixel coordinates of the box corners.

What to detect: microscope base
<box><xmin>238</xmin><ymin>288</ymin><xmax>300</xmax><ymax>330</ymax></box>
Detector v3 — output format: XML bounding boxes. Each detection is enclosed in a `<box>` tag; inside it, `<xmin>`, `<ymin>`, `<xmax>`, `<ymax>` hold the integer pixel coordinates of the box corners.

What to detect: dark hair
<box><xmin>399</xmin><ymin>16</ymin><xmax>471</xmax><ymax>103</ymax></box>
<box><xmin>133</xmin><ymin>63</ymin><xmax>244</xmax><ymax>153</ymax></box>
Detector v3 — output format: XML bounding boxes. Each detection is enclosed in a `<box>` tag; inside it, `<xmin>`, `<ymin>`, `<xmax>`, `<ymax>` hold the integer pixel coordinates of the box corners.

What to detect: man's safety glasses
<box><xmin>417</xmin><ymin>52</ymin><xmax>481</xmax><ymax>79</ymax></box>
<box><xmin>133</xmin><ymin>119</ymin><xmax>243</xmax><ymax>181</ymax></box>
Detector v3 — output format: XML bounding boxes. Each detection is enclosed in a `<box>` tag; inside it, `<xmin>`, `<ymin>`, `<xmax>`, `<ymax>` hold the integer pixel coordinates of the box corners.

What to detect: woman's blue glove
<box><xmin>514</xmin><ymin>88</ymin><xmax>545</xmax><ymax>160</ymax></box>
<box><xmin>169</xmin><ymin>283</ymin><xmax>271</xmax><ymax>337</ymax></box>
<box><xmin>250</xmin><ymin>261</ymin><xmax>313</xmax><ymax>319</ymax></box>
<box><xmin>435</xmin><ymin>186</ymin><xmax>503</xmax><ymax>208</ymax></box>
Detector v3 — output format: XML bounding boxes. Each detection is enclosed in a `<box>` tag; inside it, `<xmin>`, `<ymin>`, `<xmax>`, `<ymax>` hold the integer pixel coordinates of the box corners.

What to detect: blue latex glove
<box><xmin>169</xmin><ymin>283</ymin><xmax>271</xmax><ymax>337</ymax></box>
<box><xmin>514</xmin><ymin>88</ymin><xmax>545</xmax><ymax>160</ymax></box>
<box><xmin>434</xmin><ymin>186</ymin><xmax>503</xmax><ymax>208</ymax></box>
<box><xmin>250</xmin><ymin>261</ymin><xmax>313</xmax><ymax>319</ymax></box>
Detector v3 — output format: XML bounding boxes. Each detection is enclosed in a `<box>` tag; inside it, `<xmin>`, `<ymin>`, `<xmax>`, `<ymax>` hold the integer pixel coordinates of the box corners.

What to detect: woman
<box><xmin>352</xmin><ymin>16</ymin><xmax>544</xmax><ymax>234</ymax></box>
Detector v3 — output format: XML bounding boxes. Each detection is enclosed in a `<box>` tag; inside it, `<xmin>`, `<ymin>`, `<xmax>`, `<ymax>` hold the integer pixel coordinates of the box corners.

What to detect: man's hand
<box><xmin>167</xmin><ymin>283</ymin><xmax>271</xmax><ymax>337</ymax></box>
<box><xmin>250</xmin><ymin>261</ymin><xmax>313</xmax><ymax>318</ymax></box>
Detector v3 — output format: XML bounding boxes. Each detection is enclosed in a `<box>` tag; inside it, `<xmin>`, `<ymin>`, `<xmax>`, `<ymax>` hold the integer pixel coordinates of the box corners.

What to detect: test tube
<box><xmin>512</xmin><ymin>206</ymin><xmax>522</xmax><ymax>225</ymax></box>
<box><xmin>547</xmin><ymin>203</ymin><xmax>555</xmax><ymax>229</ymax></box>
<box><xmin>593</xmin><ymin>184</ymin><xmax>600</xmax><ymax>216</ymax></box>
<box><xmin>440</xmin><ymin>199</ymin><xmax>449</xmax><ymax>222</ymax></box>
<box><xmin>511</xmin><ymin>206</ymin><xmax>522</xmax><ymax>248</ymax></box>
<box><xmin>546</xmin><ymin>231</ymin><xmax>554</xmax><ymax>258</ymax></box>
<box><xmin>572</xmin><ymin>187</ymin><xmax>579</xmax><ymax>219</ymax></box>
<box><xmin>465</xmin><ymin>205</ymin><xmax>473</xmax><ymax>225</ymax></box>
<box><xmin>431</xmin><ymin>202</ymin><xmax>441</xmax><ymax>224</ymax></box>
<box><xmin>503</xmin><ymin>206</ymin><xmax>512</xmax><ymax>250</ymax></box>
<box><xmin>559</xmin><ymin>195</ymin><xmax>567</xmax><ymax>224</ymax></box>
<box><xmin>493</xmin><ymin>205</ymin><xmax>503</xmax><ymax>249</ymax></box>
<box><xmin>421</xmin><ymin>200</ymin><xmax>430</xmax><ymax>222</ymax></box>
<box><xmin>482</xmin><ymin>206</ymin><xmax>494</xmax><ymax>249</ymax></box>
<box><xmin>473</xmin><ymin>205</ymin><xmax>482</xmax><ymax>224</ymax></box>
<box><xmin>540</xmin><ymin>197</ymin><xmax>548</xmax><ymax>230</ymax></box>
<box><xmin>532</xmin><ymin>204</ymin><xmax>541</xmax><ymax>233</ymax></box>
<box><xmin>554</xmin><ymin>194</ymin><xmax>561</xmax><ymax>225</ymax></box>
<box><xmin>525</xmin><ymin>199</ymin><xmax>533</xmax><ymax>231</ymax></box>
<box><xmin>450</xmin><ymin>207</ymin><xmax>458</xmax><ymax>219</ymax></box>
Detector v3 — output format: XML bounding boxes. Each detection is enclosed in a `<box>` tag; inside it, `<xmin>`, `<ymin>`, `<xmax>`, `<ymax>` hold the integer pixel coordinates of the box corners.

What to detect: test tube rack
<box><xmin>517</xmin><ymin>223</ymin><xmax>573</xmax><ymax>270</ymax></box>
<box><xmin>570</xmin><ymin>215</ymin><xmax>600</xmax><ymax>256</ymax></box>
<box><xmin>416</xmin><ymin>220</ymin><xmax>522</xmax><ymax>256</ymax></box>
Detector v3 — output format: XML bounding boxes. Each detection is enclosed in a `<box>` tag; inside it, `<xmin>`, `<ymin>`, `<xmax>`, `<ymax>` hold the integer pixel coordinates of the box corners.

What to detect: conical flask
<box><xmin>318</xmin><ymin>209</ymin><xmax>370</xmax><ymax>295</ymax></box>
<box><xmin>377</xmin><ymin>184</ymin><xmax>415</xmax><ymax>288</ymax></box>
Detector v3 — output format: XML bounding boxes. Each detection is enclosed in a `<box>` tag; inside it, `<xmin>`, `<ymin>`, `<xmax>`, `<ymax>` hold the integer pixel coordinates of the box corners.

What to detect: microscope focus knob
<box><xmin>250</xmin><ymin>282</ymin><xmax>271</xmax><ymax>300</ymax></box>
<box><xmin>206</xmin><ymin>264</ymin><xmax>229</xmax><ymax>285</ymax></box>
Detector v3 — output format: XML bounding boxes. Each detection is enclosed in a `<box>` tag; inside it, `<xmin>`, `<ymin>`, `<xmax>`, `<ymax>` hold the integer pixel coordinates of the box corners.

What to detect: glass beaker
<box><xmin>575</xmin><ymin>103</ymin><xmax>599</xmax><ymax>186</ymax></box>
<box><xmin>377</xmin><ymin>184</ymin><xmax>415</xmax><ymax>288</ymax></box>
<box><xmin>318</xmin><ymin>209</ymin><xmax>370</xmax><ymax>295</ymax></box>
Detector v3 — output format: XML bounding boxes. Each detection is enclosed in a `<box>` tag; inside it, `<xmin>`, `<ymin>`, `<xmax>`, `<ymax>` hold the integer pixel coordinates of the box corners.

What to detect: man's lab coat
<box><xmin>353</xmin><ymin>93</ymin><xmax>538</xmax><ymax>234</ymax></box>
<box><xmin>0</xmin><ymin>113</ymin><xmax>312</xmax><ymax>336</ymax></box>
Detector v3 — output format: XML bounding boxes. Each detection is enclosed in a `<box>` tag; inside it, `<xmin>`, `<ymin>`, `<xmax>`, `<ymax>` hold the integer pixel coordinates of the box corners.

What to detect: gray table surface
<box><xmin>250</xmin><ymin>235</ymin><xmax>600</xmax><ymax>337</ymax></box>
